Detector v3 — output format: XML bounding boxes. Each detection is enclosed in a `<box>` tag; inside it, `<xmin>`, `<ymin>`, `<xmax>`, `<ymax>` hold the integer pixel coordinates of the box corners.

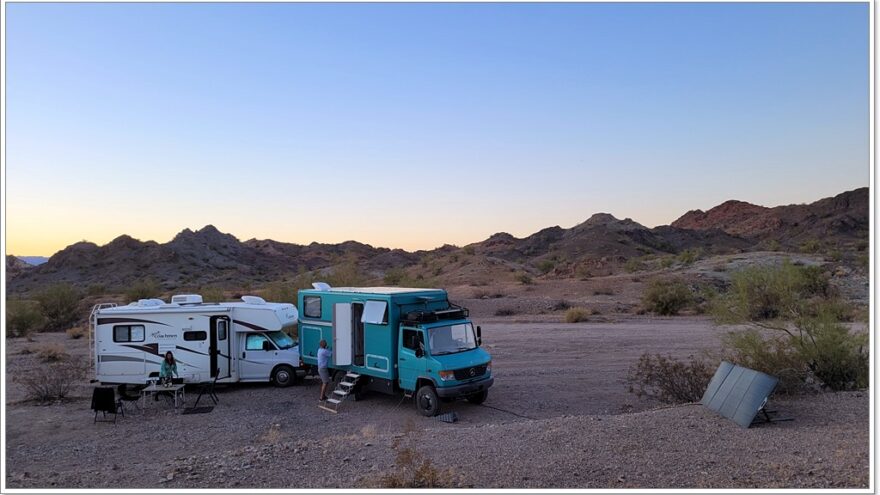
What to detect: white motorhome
<box><xmin>90</xmin><ymin>294</ymin><xmax>301</xmax><ymax>387</ymax></box>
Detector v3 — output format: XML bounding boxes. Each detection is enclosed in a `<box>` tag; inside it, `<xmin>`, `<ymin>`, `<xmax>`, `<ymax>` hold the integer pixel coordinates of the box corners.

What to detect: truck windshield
<box><xmin>428</xmin><ymin>323</ymin><xmax>477</xmax><ymax>355</ymax></box>
<box><xmin>268</xmin><ymin>331</ymin><xmax>295</xmax><ymax>349</ymax></box>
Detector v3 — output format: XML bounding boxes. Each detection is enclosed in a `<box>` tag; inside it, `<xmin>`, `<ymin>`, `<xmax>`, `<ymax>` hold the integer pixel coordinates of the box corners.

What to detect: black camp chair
<box><xmin>91</xmin><ymin>387</ymin><xmax>123</xmax><ymax>423</ymax></box>
<box><xmin>116</xmin><ymin>383</ymin><xmax>142</xmax><ymax>412</ymax></box>
<box><xmin>192</xmin><ymin>369</ymin><xmax>220</xmax><ymax>408</ymax></box>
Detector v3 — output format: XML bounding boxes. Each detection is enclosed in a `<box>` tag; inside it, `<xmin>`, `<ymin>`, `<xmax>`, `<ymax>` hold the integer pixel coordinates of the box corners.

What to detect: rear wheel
<box><xmin>467</xmin><ymin>390</ymin><xmax>488</xmax><ymax>405</ymax></box>
<box><xmin>415</xmin><ymin>385</ymin><xmax>441</xmax><ymax>417</ymax></box>
<box><xmin>272</xmin><ymin>365</ymin><xmax>296</xmax><ymax>387</ymax></box>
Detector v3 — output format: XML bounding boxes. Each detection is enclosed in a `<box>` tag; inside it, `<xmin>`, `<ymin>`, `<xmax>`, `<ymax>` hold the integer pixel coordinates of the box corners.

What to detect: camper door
<box><xmin>332</xmin><ymin>303</ymin><xmax>353</xmax><ymax>366</ymax></box>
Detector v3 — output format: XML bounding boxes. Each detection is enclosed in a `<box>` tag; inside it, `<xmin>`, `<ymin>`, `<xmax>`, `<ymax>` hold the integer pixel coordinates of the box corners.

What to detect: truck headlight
<box><xmin>486</xmin><ymin>361</ymin><xmax>492</xmax><ymax>374</ymax></box>
<box><xmin>438</xmin><ymin>370</ymin><xmax>455</xmax><ymax>381</ymax></box>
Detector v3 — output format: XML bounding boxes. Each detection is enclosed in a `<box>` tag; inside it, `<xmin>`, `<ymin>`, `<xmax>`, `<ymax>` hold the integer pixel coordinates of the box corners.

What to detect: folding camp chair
<box><xmin>116</xmin><ymin>383</ymin><xmax>142</xmax><ymax>413</ymax></box>
<box><xmin>192</xmin><ymin>369</ymin><xmax>220</xmax><ymax>409</ymax></box>
<box><xmin>91</xmin><ymin>387</ymin><xmax>123</xmax><ymax>423</ymax></box>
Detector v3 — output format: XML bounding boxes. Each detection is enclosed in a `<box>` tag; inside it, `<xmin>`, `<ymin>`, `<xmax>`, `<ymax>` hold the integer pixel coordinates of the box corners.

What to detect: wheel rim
<box><xmin>277</xmin><ymin>370</ymin><xmax>290</xmax><ymax>383</ymax></box>
<box><xmin>419</xmin><ymin>393</ymin><xmax>433</xmax><ymax>411</ymax></box>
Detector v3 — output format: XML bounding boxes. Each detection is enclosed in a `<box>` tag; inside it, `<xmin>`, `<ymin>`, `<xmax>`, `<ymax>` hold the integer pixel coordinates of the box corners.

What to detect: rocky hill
<box><xmin>672</xmin><ymin>187</ymin><xmax>868</xmax><ymax>246</ymax></box>
<box><xmin>5</xmin><ymin>188</ymin><xmax>868</xmax><ymax>295</ymax></box>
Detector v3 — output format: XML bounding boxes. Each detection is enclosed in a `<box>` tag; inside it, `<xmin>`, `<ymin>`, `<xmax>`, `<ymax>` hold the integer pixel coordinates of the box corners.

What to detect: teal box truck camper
<box><xmin>298</xmin><ymin>284</ymin><xmax>493</xmax><ymax>416</ymax></box>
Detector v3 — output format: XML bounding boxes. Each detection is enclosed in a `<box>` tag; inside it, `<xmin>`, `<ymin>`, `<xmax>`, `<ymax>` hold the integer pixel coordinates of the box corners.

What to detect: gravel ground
<box><xmin>5</xmin><ymin>318</ymin><xmax>870</xmax><ymax>489</ymax></box>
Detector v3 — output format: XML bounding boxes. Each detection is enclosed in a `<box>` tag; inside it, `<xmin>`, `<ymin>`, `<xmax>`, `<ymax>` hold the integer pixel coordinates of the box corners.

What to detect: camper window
<box><xmin>246</xmin><ymin>334</ymin><xmax>274</xmax><ymax>351</ymax></box>
<box><xmin>113</xmin><ymin>325</ymin><xmax>145</xmax><ymax>343</ymax></box>
<box><xmin>362</xmin><ymin>300</ymin><xmax>388</xmax><ymax>325</ymax></box>
<box><xmin>218</xmin><ymin>321</ymin><xmax>228</xmax><ymax>340</ymax></box>
<box><xmin>304</xmin><ymin>296</ymin><xmax>322</xmax><ymax>318</ymax></box>
<box><xmin>184</xmin><ymin>331</ymin><xmax>207</xmax><ymax>341</ymax></box>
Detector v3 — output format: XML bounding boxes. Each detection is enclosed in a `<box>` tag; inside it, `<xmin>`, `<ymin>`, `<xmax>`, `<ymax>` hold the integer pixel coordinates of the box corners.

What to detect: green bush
<box><xmin>6</xmin><ymin>299</ymin><xmax>45</xmax><ymax>338</ymax></box>
<box><xmin>125</xmin><ymin>278</ymin><xmax>162</xmax><ymax>303</ymax></box>
<box><xmin>536</xmin><ymin>259</ymin><xmax>556</xmax><ymax>274</ymax></box>
<box><xmin>677</xmin><ymin>248</ymin><xmax>702</xmax><ymax>265</ymax></box>
<box><xmin>325</xmin><ymin>261</ymin><xmax>368</xmax><ymax>287</ymax></box>
<box><xmin>462</xmin><ymin>245</ymin><xmax>475</xmax><ymax>256</ymax></box>
<box><xmin>564</xmin><ymin>307</ymin><xmax>592</xmax><ymax>323</ymax></box>
<box><xmin>34</xmin><ymin>283</ymin><xmax>81</xmax><ymax>332</ymax></box>
<box><xmin>642</xmin><ymin>278</ymin><xmax>692</xmax><ymax>316</ymax></box>
<box><xmin>659</xmin><ymin>257</ymin><xmax>674</xmax><ymax>269</ymax></box>
<box><xmin>626</xmin><ymin>353</ymin><xmax>715</xmax><ymax>404</ymax></box>
<box><xmin>384</xmin><ymin>267</ymin><xmax>406</xmax><ymax>285</ymax></box>
<box><xmin>800</xmin><ymin>239</ymin><xmax>822</xmax><ymax>254</ymax></box>
<box><xmin>713</xmin><ymin>262</ymin><xmax>867</xmax><ymax>392</ymax></box>
<box><xmin>515</xmin><ymin>272</ymin><xmax>533</xmax><ymax>285</ymax></box>
<box><xmin>624</xmin><ymin>258</ymin><xmax>646</xmax><ymax>273</ymax></box>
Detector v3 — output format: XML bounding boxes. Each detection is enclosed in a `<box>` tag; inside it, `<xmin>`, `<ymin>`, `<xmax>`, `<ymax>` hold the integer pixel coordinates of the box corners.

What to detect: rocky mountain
<box><xmin>5</xmin><ymin>188</ymin><xmax>868</xmax><ymax>294</ymax></box>
<box><xmin>672</xmin><ymin>188</ymin><xmax>868</xmax><ymax>246</ymax></box>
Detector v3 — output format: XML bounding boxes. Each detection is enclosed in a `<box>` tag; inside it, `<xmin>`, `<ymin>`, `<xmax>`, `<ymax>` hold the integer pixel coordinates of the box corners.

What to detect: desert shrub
<box><xmin>6</xmin><ymin>299</ymin><xmax>45</xmax><ymax>338</ymax></box>
<box><xmin>514</xmin><ymin>272</ymin><xmax>533</xmax><ymax>285</ymax></box>
<box><xmin>537</xmin><ymin>259</ymin><xmax>555</xmax><ymax>274</ymax></box>
<box><xmin>825</xmin><ymin>249</ymin><xmax>842</xmax><ymax>262</ymax></box>
<box><xmin>462</xmin><ymin>245</ymin><xmax>475</xmax><ymax>255</ymax></box>
<box><xmin>765</xmin><ymin>239</ymin><xmax>781</xmax><ymax>252</ymax></box>
<box><xmin>34</xmin><ymin>283</ymin><xmax>82</xmax><ymax>331</ymax></box>
<box><xmin>384</xmin><ymin>267</ymin><xmax>406</xmax><ymax>285</ymax></box>
<box><xmin>18</xmin><ymin>361</ymin><xmax>84</xmax><ymax>402</ymax></box>
<box><xmin>494</xmin><ymin>308</ymin><xmax>516</xmax><ymax>317</ymax></box>
<box><xmin>325</xmin><ymin>261</ymin><xmax>368</xmax><ymax>287</ymax></box>
<box><xmin>36</xmin><ymin>343</ymin><xmax>68</xmax><ymax>362</ymax></box>
<box><xmin>374</xmin><ymin>438</ymin><xmax>458</xmax><ymax>488</ymax></box>
<box><xmin>642</xmin><ymin>278</ymin><xmax>693</xmax><ymax>316</ymax></box>
<box><xmin>260</xmin><ymin>281</ymin><xmax>303</xmax><ymax>304</ymax></box>
<box><xmin>66</xmin><ymin>327</ymin><xmax>86</xmax><ymax>339</ymax></box>
<box><xmin>564</xmin><ymin>307</ymin><xmax>591</xmax><ymax>323</ymax></box>
<box><xmin>659</xmin><ymin>256</ymin><xmax>674</xmax><ymax>269</ymax></box>
<box><xmin>713</xmin><ymin>262</ymin><xmax>867</xmax><ymax>392</ymax></box>
<box><xmin>199</xmin><ymin>286</ymin><xmax>225</xmax><ymax>303</ymax></box>
<box><xmin>677</xmin><ymin>248</ymin><xmax>702</xmax><ymax>265</ymax></box>
<box><xmin>574</xmin><ymin>264</ymin><xmax>592</xmax><ymax>280</ymax></box>
<box><xmin>86</xmin><ymin>284</ymin><xmax>107</xmax><ymax>296</ymax></box>
<box><xmin>626</xmin><ymin>353</ymin><xmax>715</xmax><ymax>404</ymax></box>
<box><xmin>624</xmin><ymin>258</ymin><xmax>646</xmax><ymax>273</ymax></box>
<box><xmin>799</xmin><ymin>239</ymin><xmax>822</xmax><ymax>254</ymax></box>
<box><xmin>125</xmin><ymin>278</ymin><xmax>161</xmax><ymax>303</ymax></box>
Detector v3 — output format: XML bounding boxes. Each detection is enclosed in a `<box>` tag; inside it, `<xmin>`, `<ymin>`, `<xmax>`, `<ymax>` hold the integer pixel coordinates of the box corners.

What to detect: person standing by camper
<box><xmin>160</xmin><ymin>351</ymin><xmax>178</xmax><ymax>380</ymax></box>
<box><xmin>317</xmin><ymin>340</ymin><xmax>332</xmax><ymax>401</ymax></box>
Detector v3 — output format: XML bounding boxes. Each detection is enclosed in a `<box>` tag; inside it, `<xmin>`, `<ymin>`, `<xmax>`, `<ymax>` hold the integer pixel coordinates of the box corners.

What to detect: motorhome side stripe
<box><xmin>123</xmin><ymin>343</ymin><xmax>160</xmax><ymax>355</ymax></box>
<box><xmin>234</xmin><ymin>320</ymin><xmax>268</xmax><ymax>331</ymax></box>
<box><xmin>96</xmin><ymin>317</ymin><xmax>171</xmax><ymax>326</ymax></box>
<box><xmin>175</xmin><ymin>345</ymin><xmax>209</xmax><ymax>356</ymax></box>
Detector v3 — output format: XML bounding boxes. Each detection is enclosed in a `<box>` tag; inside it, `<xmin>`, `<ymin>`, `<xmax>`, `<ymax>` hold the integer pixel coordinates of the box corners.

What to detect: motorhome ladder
<box><xmin>88</xmin><ymin>303</ymin><xmax>117</xmax><ymax>380</ymax></box>
<box><xmin>319</xmin><ymin>372</ymin><xmax>361</xmax><ymax>414</ymax></box>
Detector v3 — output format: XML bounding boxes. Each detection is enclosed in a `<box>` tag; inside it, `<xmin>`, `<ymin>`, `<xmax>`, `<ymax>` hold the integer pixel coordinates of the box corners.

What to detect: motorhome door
<box><xmin>211</xmin><ymin>316</ymin><xmax>232</xmax><ymax>379</ymax></box>
<box><xmin>333</xmin><ymin>303</ymin><xmax>353</xmax><ymax>366</ymax></box>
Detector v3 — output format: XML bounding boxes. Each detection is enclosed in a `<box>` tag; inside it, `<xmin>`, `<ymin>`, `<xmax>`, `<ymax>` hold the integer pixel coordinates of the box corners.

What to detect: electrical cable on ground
<box><xmin>478</xmin><ymin>403</ymin><xmax>536</xmax><ymax>420</ymax></box>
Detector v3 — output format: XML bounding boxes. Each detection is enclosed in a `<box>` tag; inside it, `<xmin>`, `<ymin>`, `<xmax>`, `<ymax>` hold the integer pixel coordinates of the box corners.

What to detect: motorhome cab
<box><xmin>298</xmin><ymin>285</ymin><xmax>493</xmax><ymax>416</ymax></box>
<box><xmin>91</xmin><ymin>294</ymin><xmax>301</xmax><ymax>387</ymax></box>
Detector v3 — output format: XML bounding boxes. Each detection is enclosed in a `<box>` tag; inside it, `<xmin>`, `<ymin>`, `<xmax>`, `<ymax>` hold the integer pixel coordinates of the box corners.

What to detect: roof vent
<box><xmin>241</xmin><ymin>295</ymin><xmax>266</xmax><ymax>305</ymax></box>
<box><xmin>171</xmin><ymin>294</ymin><xmax>203</xmax><ymax>305</ymax></box>
<box><xmin>312</xmin><ymin>282</ymin><xmax>331</xmax><ymax>291</ymax></box>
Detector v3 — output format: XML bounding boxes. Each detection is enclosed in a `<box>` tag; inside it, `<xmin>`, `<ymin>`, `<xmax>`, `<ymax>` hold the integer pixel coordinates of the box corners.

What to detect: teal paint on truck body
<box><xmin>297</xmin><ymin>286</ymin><xmax>493</xmax><ymax>413</ymax></box>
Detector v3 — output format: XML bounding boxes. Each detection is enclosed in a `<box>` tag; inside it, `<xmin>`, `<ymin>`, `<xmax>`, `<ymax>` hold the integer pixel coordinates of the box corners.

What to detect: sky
<box><xmin>4</xmin><ymin>2</ymin><xmax>870</xmax><ymax>256</ymax></box>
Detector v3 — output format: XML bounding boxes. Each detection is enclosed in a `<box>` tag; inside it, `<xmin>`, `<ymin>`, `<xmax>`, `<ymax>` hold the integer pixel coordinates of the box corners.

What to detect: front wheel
<box><xmin>272</xmin><ymin>365</ymin><xmax>296</xmax><ymax>387</ymax></box>
<box><xmin>415</xmin><ymin>385</ymin><xmax>441</xmax><ymax>417</ymax></box>
<box><xmin>467</xmin><ymin>390</ymin><xmax>488</xmax><ymax>405</ymax></box>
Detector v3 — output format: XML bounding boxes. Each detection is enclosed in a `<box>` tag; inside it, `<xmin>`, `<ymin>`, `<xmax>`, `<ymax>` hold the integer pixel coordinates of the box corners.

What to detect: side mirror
<box><xmin>415</xmin><ymin>347</ymin><xmax>424</xmax><ymax>358</ymax></box>
<box><xmin>476</xmin><ymin>326</ymin><xmax>482</xmax><ymax>346</ymax></box>
<box><xmin>262</xmin><ymin>340</ymin><xmax>272</xmax><ymax>351</ymax></box>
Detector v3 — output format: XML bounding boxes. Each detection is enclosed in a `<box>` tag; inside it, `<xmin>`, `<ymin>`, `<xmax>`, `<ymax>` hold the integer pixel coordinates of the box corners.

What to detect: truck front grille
<box><xmin>453</xmin><ymin>364</ymin><xmax>487</xmax><ymax>381</ymax></box>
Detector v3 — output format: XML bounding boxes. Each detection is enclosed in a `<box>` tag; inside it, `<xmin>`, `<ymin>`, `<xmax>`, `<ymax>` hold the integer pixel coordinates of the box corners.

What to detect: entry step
<box><xmin>340</xmin><ymin>381</ymin><xmax>356</xmax><ymax>387</ymax></box>
<box><xmin>333</xmin><ymin>390</ymin><xmax>348</xmax><ymax>396</ymax></box>
<box><xmin>326</xmin><ymin>398</ymin><xmax>342</xmax><ymax>404</ymax></box>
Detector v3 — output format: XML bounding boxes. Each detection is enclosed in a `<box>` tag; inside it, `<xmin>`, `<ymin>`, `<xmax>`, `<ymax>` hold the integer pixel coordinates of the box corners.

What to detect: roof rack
<box><xmin>402</xmin><ymin>304</ymin><xmax>469</xmax><ymax>325</ymax></box>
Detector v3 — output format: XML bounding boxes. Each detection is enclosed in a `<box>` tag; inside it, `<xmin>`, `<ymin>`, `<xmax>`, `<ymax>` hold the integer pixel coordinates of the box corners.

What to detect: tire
<box><xmin>272</xmin><ymin>365</ymin><xmax>296</xmax><ymax>388</ymax></box>
<box><xmin>415</xmin><ymin>385</ymin><xmax>441</xmax><ymax>417</ymax></box>
<box><xmin>466</xmin><ymin>390</ymin><xmax>488</xmax><ymax>405</ymax></box>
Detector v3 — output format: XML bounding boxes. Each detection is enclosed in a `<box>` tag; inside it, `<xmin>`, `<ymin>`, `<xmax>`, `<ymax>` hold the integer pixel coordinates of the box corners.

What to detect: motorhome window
<box><xmin>267</xmin><ymin>331</ymin><xmax>295</xmax><ymax>350</ymax></box>
<box><xmin>184</xmin><ymin>331</ymin><xmax>208</xmax><ymax>341</ymax></box>
<box><xmin>217</xmin><ymin>321</ymin><xmax>228</xmax><ymax>341</ymax></box>
<box><xmin>428</xmin><ymin>323</ymin><xmax>477</xmax><ymax>355</ymax></box>
<box><xmin>402</xmin><ymin>329</ymin><xmax>423</xmax><ymax>351</ymax></box>
<box><xmin>246</xmin><ymin>334</ymin><xmax>272</xmax><ymax>350</ymax></box>
<box><xmin>112</xmin><ymin>325</ymin><xmax>145</xmax><ymax>343</ymax></box>
<box><xmin>304</xmin><ymin>296</ymin><xmax>322</xmax><ymax>318</ymax></box>
<box><xmin>362</xmin><ymin>300</ymin><xmax>388</xmax><ymax>325</ymax></box>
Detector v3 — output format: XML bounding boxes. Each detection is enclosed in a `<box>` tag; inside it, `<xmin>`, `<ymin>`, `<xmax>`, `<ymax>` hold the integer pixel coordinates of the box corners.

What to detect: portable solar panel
<box><xmin>701</xmin><ymin>361</ymin><xmax>781</xmax><ymax>428</ymax></box>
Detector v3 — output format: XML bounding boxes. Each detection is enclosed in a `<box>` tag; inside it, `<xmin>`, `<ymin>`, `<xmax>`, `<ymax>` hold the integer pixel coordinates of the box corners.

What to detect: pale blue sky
<box><xmin>5</xmin><ymin>3</ymin><xmax>870</xmax><ymax>255</ymax></box>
